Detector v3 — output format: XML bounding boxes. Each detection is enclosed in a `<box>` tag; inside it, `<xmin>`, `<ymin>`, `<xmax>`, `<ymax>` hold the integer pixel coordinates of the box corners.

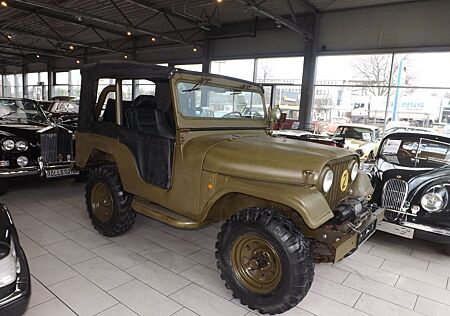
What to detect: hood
<box><xmin>408</xmin><ymin>166</ymin><xmax>450</xmax><ymax>193</ymax></box>
<box><xmin>0</xmin><ymin>122</ymin><xmax>48</xmax><ymax>139</ymax></box>
<box><xmin>344</xmin><ymin>139</ymin><xmax>371</xmax><ymax>150</ymax></box>
<box><xmin>202</xmin><ymin>134</ymin><xmax>354</xmax><ymax>184</ymax></box>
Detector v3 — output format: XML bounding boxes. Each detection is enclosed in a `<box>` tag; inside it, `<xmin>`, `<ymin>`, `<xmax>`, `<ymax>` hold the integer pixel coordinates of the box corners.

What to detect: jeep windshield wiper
<box><xmin>182</xmin><ymin>83</ymin><xmax>200</xmax><ymax>92</ymax></box>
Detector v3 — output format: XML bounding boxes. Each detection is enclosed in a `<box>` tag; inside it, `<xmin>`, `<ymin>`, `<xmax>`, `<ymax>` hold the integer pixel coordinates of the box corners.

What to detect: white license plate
<box><xmin>45</xmin><ymin>168</ymin><xmax>79</xmax><ymax>178</ymax></box>
<box><xmin>377</xmin><ymin>221</ymin><xmax>414</xmax><ymax>239</ymax></box>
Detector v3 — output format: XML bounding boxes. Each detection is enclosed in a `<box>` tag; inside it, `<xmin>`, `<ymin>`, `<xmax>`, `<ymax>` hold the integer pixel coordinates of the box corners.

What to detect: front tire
<box><xmin>216</xmin><ymin>208</ymin><xmax>314</xmax><ymax>315</ymax></box>
<box><xmin>85</xmin><ymin>166</ymin><xmax>135</xmax><ymax>237</ymax></box>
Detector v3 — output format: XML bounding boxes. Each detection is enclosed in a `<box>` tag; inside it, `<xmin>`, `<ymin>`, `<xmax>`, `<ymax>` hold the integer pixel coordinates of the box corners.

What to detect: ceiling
<box><xmin>0</xmin><ymin>0</ymin><xmax>423</xmax><ymax>67</ymax></box>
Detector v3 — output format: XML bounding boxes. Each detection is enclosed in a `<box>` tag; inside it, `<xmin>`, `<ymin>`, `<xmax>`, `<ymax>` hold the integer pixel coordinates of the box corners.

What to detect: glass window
<box><xmin>70</xmin><ymin>69</ymin><xmax>81</xmax><ymax>85</ymax></box>
<box><xmin>136</xmin><ymin>79</ymin><xmax>156</xmax><ymax>97</ymax></box>
<box><xmin>27</xmin><ymin>73</ymin><xmax>39</xmax><ymax>85</ymax></box>
<box><xmin>175</xmin><ymin>64</ymin><xmax>202</xmax><ymax>72</ymax></box>
<box><xmin>256</xmin><ymin>57</ymin><xmax>304</xmax><ymax>84</ymax></box>
<box><xmin>211</xmin><ymin>59</ymin><xmax>255</xmax><ymax>81</ymax></box>
<box><xmin>176</xmin><ymin>81</ymin><xmax>264</xmax><ymax>119</ymax></box>
<box><xmin>55</xmin><ymin>72</ymin><xmax>69</xmax><ymax>85</ymax></box>
<box><xmin>39</xmin><ymin>72</ymin><xmax>48</xmax><ymax>85</ymax></box>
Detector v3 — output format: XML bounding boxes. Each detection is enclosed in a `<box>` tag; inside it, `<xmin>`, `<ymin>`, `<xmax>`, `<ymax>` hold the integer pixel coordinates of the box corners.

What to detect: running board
<box><xmin>131</xmin><ymin>197</ymin><xmax>207</xmax><ymax>229</ymax></box>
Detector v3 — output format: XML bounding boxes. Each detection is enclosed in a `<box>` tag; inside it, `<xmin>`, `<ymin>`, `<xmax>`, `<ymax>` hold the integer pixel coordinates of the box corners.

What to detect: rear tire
<box><xmin>216</xmin><ymin>208</ymin><xmax>314</xmax><ymax>315</ymax></box>
<box><xmin>85</xmin><ymin>166</ymin><xmax>135</xmax><ymax>237</ymax></box>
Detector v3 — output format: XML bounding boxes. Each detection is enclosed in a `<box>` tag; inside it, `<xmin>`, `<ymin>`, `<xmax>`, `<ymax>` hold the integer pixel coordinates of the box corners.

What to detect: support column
<box><xmin>47</xmin><ymin>58</ymin><xmax>53</xmax><ymax>100</ymax></box>
<box><xmin>22</xmin><ymin>63</ymin><xmax>26</xmax><ymax>98</ymax></box>
<box><xmin>202</xmin><ymin>35</ymin><xmax>211</xmax><ymax>73</ymax></box>
<box><xmin>299</xmin><ymin>15</ymin><xmax>320</xmax><ymax>130</ymax></box>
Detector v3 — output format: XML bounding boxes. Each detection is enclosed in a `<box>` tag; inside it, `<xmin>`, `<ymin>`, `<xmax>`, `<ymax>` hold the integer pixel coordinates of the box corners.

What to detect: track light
<box><xmin>1</xmin><ymin>2</ymin><xmax>7</xmax><ymax>7</ymax></box>
<box><xmin>7</xmin><ymin>35</ymin><xmax>12</xmax><ymax>39</ymax></box>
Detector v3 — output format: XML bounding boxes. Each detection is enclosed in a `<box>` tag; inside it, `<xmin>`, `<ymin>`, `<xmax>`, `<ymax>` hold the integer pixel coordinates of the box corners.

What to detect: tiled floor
<box><xmin>3</xmin><ymin>178</ymin><xmax>450</xmax><ymax>316</ymax></box>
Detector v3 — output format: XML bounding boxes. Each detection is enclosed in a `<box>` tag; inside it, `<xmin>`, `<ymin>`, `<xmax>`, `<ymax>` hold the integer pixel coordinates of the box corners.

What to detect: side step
<box><xmin>131</xmin><ymin>197</ymin><xmax>208</xmax><ymax>229</ymax></box>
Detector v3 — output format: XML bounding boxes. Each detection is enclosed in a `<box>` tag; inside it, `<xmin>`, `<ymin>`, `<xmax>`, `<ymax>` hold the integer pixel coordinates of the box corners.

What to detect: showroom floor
<box><xmin>4</xmin><ymin>179</ymin><xmax>450</xmax><ymax>316</ymax></box>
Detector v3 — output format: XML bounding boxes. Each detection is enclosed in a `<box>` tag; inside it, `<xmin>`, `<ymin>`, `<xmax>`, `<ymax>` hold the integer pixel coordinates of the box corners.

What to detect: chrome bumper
<box><xmin>0</xmin><ymin>161</ymin><xmax>73</xmax><ymax>178</ymax></box>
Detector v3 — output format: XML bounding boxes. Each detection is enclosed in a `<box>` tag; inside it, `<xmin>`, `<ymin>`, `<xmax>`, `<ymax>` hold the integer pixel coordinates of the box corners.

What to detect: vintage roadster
<box><xmin>0</xmin><ymin>203</ymin><xmax>31</xmax><ymax>315</ymax></box>
<box><xmin>371</xmin><ymin>131</ymin><xmax>450</xmax><ymax>254</ymax></box>
<box><xmin>0</xmin><ymin>98</ymin><xmax>78</xmax><ymax>194</ymax></box>
<box><xmin>75</xmin><ymin>61</ymin><xmax>383</xmax><ymax>314</ymax></box>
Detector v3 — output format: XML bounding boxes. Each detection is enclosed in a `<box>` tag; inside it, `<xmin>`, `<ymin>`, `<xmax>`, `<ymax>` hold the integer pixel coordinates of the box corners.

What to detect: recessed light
<box><xmin>217</xmin><ymin>0</ymin><xmax>223</xmax><ymax>3</ymax></box>
<box><xmin>151</xmin><ymin>37</ymin><xmax>156</xmax><ymax>42</ymax></box>
<box><xmin>76</xmin><ymin>60</ymin><xmax>80</xmax><ymax>64</ymax></box>
<box><xmin>36</xmin><ymin>54</ymin><xmax>40</xmax><ymax>58</ymax></box>
<box><xmin>193</xmin><ymin>47</ymin><xmax>197</xmax><ymax>52</ymax></box>
<box><xmin>7</xmin><ymin>34</ymin><xmax>12</xmax><ymax>39</ymax></box>
<box><xmin>69</xmin><ymin>45</ymin><xmax>74</xmax><ymax>50</ymax></box>
<box><xmin>1</xmin><ymin>1</ymin><xmax>7</xmax><ymax>7</ymax></box>
<box><xmin>126</xmin><ymin>31</ymin><xmax>131</xmax><ymax>36</ymax></box>
<box><xmin>124</xmin><ymin>55</ymin><xmax>128</xmax><ymax>59</ymax></box>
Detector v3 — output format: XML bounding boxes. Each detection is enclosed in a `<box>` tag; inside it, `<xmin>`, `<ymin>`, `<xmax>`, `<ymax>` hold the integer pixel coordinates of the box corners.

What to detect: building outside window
<box><xmin>3</xmin><ymin>74</ymin><xmax>23</xmax><ymax>98</ymax></box>
<box><xmin>25</xmin><ymin>72</ymin><xmax>48</xmax><ymax>100</ymax></box>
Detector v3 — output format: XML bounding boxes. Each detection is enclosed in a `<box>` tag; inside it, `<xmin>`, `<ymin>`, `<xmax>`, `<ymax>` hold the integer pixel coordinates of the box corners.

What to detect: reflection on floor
<box><xmin>3</xmin><ymin>178</ymin><xmax>450</xmax><ymax>316</ymax></box>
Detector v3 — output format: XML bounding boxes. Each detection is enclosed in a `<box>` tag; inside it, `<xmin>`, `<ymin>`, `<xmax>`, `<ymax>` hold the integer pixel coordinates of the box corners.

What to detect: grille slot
<box><xmin>40</xmin><ymin>129</ymin><xmax>73</xmax><ymax>163</ymax></box>
<box><xmin>382</xmin><ymin>178</ymin><xmax>408</xmax><ymax>211</ymax></box>
<box><xmin>325</xmin><ymin>157</ymin><xmax>354</xmax><ymax>209</ymax></box>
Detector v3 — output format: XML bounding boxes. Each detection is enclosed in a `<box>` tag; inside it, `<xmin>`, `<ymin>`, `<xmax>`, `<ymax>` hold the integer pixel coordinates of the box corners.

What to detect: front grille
<box><xmin>40</xmin><ymin>129</ymin><xmax>73</xmax><ymax>163</ymax></box>
<box><xmin>382</xmin><ymin>178</ymin><xmax>408</xmax><ymax>211</ymax></box>
<box><xmin>325</xmin><ymin>157</ymin><xmax>354</xmax><ymax>209</ymax></box>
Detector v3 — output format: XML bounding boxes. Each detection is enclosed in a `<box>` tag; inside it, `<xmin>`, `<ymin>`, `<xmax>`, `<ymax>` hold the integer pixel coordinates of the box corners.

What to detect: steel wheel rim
<box><xmin>231</xmin><ymin>233</ymin><xmax>282</xmax><ymax>294</ymax></box>
<box><xmin>91</xmin><ymin>182</ymin><xmax>113</xmax><ymax>222</ymax></box>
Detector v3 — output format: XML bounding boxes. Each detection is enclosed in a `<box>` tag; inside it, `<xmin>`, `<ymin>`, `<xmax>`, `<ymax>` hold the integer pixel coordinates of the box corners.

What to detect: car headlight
<box><xmin>322</xmin><ymin>168</ymin><xmax>334</xmax><ymax>193</ymax></box>
<box><xmin>15</xmin><ymin>140</ymin><xmax>28</xmax><ymax>151</ymax></box>
<box><xmin>350</xmin><ymin>161</ymin><xmax>359</xmax><ymax>181</ymax></box>
<box><xmin>2</xmin><ymin>139</ymin><xmax>14</xmax><ymax>151</ymax></box>
<box><xmin>17</xmin><ymin>156</ymin><xmax>28</xmax><ymax>167</ymax></box>
<box><xmin>421</xmin><ymin>185</ymin><xmax>448</xmax><ymax>213</ymax></box>
<box><xmin>0</xmin><ymin>240</ymin><xmax>17</xmax><ymax>287</ymax></box>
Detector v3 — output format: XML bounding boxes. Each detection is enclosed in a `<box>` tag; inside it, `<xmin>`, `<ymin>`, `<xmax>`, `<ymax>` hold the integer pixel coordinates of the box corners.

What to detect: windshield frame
<box><xmin>172</xmin><ymin>72</ymin><xmax>267</xmax><ymax>130</ymax></box>
<box><xmin>334</xmin><ymin>125</ymin><xmax>375</xmax><ymax>141</ymax></box>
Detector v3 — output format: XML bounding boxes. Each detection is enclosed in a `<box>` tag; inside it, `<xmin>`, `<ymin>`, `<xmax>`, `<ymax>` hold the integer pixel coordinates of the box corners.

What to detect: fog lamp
<box><xmin>17</xmin><ymin>156</ymin><xmax>28</xmax><ymax>167</ymax></box>
<box><xmin>0</xmin><ymin>160</ymin><xmax>9</xmax><ymax>167</ymax></box>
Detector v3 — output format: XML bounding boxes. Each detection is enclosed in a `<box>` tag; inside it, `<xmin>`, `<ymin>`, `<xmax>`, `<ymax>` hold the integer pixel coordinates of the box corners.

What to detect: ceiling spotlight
<box><xmin>36</xmin><ymin>54</ymin><xmax>40</xmax><ymax>58</ymax></box>
<box><xmin>151</xmin><ymin>37</ymin><xmax>156</xmax><ymax>42</ymax></box>
<box><xmin>126</xmin><ymin>31</ymin><xmax>132</xmax><ymax>36</ymax></box>
<box><xmin>7</xmin><ymin>34</ymin><xmax>12</xmax><ymax>39</ymax></box>
<box><xmin>124</xmin><ymin>55</ymin><xmax>128</xmax><ymax>59</ymax></box>
<box><xmin>217</xmin><ymin>0</ymin><xmax>223</xmax><ymax>3</ymax></box>
<box><xmin>76</xmin><ymin>60</ymin><xmax>80</xmax><ymax>64</ymax></box>
<box><xmin>69</xmin><ymin>45</ymin><xmax>74</xmax><ymax>50</ymax></box>
<box><xmin>1</xmin><ymin>1</ymin><xmax>7</xmax><ymax>7</ymax></box>
<box><xmin>193</xmin><ymin>47</ymin><xmax>197</xmax><ymax>52</ymax></box>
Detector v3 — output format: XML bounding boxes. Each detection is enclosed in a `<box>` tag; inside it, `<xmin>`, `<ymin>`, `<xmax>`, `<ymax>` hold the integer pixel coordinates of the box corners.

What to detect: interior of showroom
<box><xmin>1</xmin><ymin>1</ymin><xmax>450</xmax><ymax>316</ymax></box>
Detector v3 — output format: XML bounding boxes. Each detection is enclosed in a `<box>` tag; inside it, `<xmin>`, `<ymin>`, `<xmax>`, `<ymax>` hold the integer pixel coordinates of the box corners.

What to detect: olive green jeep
<box><xmin>75</xmin><ymin>61</ymin><xmax>383</xmax><ymax>315</ymax></box>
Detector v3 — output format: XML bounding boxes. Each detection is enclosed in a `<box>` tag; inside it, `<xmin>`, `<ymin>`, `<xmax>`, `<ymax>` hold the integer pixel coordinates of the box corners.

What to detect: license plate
<box><xmin>377</xmin><ymin>221</ymin><xmax>414</xmax><ymax>239</ymax></box>
<box><xmin>45</xmin><ymin>168</ymin><xmax>79</xmax><ymax>178</ymax></box>
<box><xmin>358</xmin><ymin>218</ymin><xmax>378</xmax><ymax>245</ymax></box>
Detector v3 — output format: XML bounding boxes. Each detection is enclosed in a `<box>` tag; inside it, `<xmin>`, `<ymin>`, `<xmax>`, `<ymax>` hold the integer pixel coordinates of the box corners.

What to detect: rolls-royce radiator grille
<box><xmin>325</xmin><ymin>157</ymin><xmax>354</xmax><ymax>209</ymax></box>
<box><xmin>40</xmin><ymin>131</ymin><xmax>73</xmax><ymax>163</ymax></box>
<box><xmin>382</xmin><ymin>179</ymin><xmax>408</xmax><ymax>211</ymax></box>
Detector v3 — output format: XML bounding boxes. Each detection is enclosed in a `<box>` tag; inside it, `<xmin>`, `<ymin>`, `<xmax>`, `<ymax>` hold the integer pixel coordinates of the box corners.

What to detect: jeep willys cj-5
<box><xmin>75</xmin><ymin>61</ymin><xmax>383</xmax><ymax>314</ymax></box>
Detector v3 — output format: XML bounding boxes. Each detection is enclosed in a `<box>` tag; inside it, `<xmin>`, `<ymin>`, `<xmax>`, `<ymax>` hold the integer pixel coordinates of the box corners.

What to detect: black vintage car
<box><xmin>46</xmin><ymin>100</ymin><xmax>79</xmax><ymax>127</ymax></box>
<box><xmin>0</xmin><ymin>98</ymin><xmax>78</xmax><ymax>193</ymax></box>
<box><xmin>0</xmin><ymin>203</ymin><xmax>31</xmax><ymax>315</ymax></box>
<box><xmin>371</xmin><ymin>131</ymin><xmax>450</xmax><ymax>253</ymax></box>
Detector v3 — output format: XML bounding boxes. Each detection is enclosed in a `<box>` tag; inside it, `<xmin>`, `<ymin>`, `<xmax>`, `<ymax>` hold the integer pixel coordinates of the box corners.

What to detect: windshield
<box><xmin>51</xmin><ymin>101</ymin><xmax>79</xmax><ymax>114</ymax></box>
<box><xmin>380</xmin><ymin>136</ymin><xmax>450</xmax><ymax>168</ymax></box>
<box><xmin>334</xmin><ymin>126</ymin><xmax>375</xmax><ymax>141</ymax></box>
<box><xmin>176</xmin><ymin>81</ymin><xmax>264</xmax><ymax>120</ymax></box>
<box><xmin>0</xmin><ymin>99</ymin><xmax>46</xmax><ymax>123</ymax></box>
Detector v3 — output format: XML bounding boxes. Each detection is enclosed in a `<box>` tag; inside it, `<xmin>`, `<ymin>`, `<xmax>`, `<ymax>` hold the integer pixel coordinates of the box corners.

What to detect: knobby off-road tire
<box><xmin>85</xmin><ymin>166</ymin><xmax>135</xmax><ymax>237</ymax></box>
<box><xmin>216</xmin><ymin>208</ymin><xmax>314</xmax><ymax>315</ymax></box>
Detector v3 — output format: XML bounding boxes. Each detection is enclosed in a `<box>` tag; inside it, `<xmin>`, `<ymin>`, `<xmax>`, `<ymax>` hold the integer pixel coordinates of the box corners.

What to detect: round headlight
<box><xmin>17</xmin><ymin>156</ymin><xmax>28</xmax><ymax>167</ymax></box>
<box><xmin>350</xmin><ymin>161</ymin><xmax>359</xmax><ymax>181</ymax></box>
<box><xmin>2</xmin><ymin>139</ymin><xmax>14</xmax><ymax>151</ymax></box>
<box><xmin>15</xmin><ymin>140</ymin><xmax>28</xmax><ymax>151</ymax></box>
<box><xmin>421</xmin><ymin>186</ymin><xmax>448</xmax><ymax>213</ymax></box>
<box><xmin>322</xmin><ymin>169</ymin><xmax>334</xmax><ymax>193</ymax></box>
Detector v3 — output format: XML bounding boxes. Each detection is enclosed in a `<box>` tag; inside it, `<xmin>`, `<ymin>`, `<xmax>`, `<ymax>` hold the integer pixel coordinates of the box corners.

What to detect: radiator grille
<box><xmin>325</xmin><ymin>157</ymin><xmax>354</xmax><ymax>209</ymax></box>
<box><xmin>40</xmin><ymin>129</ymin><xmax>73</xmax><ymax>163</ymax></box>
<box><xmin>382</xmin><ymin>178</ymin><xmax>408</xmax><ymax>211</ymax></box>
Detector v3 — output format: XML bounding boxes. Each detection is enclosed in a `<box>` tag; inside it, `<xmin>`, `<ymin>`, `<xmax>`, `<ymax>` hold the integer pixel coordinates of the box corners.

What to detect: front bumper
<box><xmin>0</xmin><ymin>246</ymin><xmax>31</xmax><ymax>316</ymax></box>
<box><xmin>333</xmin><ymin>207</ymin><xmax>384</xmax><ymax>262</ymax></box>
<box><xmin>0</xmin><ymin>161</ymin><xmax>74</xmax><ymax>179</ymax></box>
<box><xmin>378</xmin><ymin>220</ymin><xmax>450</xmax><ymax>244</ymax></box>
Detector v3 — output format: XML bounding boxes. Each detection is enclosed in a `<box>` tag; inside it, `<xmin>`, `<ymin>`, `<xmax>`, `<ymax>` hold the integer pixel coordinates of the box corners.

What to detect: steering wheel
<box><xmin>222</xmin><ymin>111</ymin><xmax>242</xmax><ymax>118</ymax></box>
<box><xmin>397</xmin><ymin>148</ymin><xmax>413</xmax><ymax>159</ymax></box>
